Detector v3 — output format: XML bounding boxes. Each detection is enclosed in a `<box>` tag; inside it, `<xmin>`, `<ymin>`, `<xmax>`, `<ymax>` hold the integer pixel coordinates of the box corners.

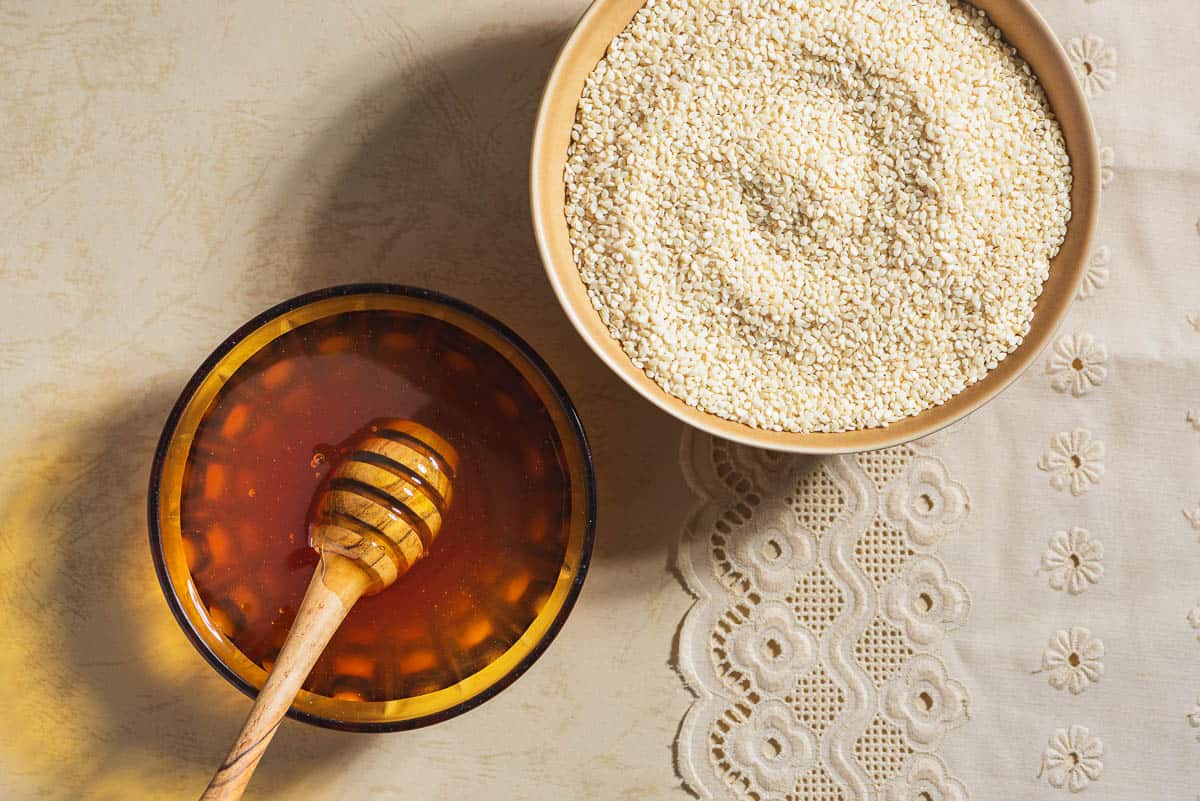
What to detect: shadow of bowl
<box><xmin>254</xmin><ymin>27</ymin><xmax>692</xmax><ymax>568</ymax></box>
<box><xmin>0</xmin><ymin>387</ymin><xmax>360</xmax><ymax>800</ymax></box>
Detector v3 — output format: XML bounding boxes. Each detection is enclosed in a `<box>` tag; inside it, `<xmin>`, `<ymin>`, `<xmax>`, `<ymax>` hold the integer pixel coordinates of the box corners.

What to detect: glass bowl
<box><xmin>148</xmin><ymin>284</ymin><xmax>595</xmax><ymax>731</ymax></box>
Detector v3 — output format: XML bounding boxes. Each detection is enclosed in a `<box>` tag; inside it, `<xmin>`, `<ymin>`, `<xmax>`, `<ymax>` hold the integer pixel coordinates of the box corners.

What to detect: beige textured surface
<box><xmin>0</xmin><ymin>3</ymin><xmax>695</xmax><ymax>799</ymax></box>
<box><xmin>6</xmin><ymin>1</ymin><xmax>1200</xmax><ymax>800</ymax></box>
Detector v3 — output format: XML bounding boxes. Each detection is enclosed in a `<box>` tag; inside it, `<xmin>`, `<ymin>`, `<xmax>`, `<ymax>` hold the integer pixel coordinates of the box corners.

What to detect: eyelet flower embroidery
<box><xmin>882</xmin><ymin>555</ymin><xmax>970</xmax><ymax>646</ymax></box>
<box><xmin>884</xmin><ymin>754</ymin><xmax>968</xmax><ymax>801</ymax></box>
<box><xmin>728</xmin><ymin>600</ymin><xmax>817</xmax><ymax>694</ymax></box>
<box><xmin>729</xmin><ymin>511</ymin><xmax>817</xmax><ymax>594</ymax></box>
<box><xmin>1040</xmin><ymin>527</ymin><xmax>1104</xmax><ymax>595</ymax></box>
<box><xmin>1077</xmin><ymin>246</ymin><xmax>1110</xmax><ymax>300</ymax></box>
<box><xmin>1037</xmin><ymin>429</ymin><xmax>1105</xmax><ymax>496</ymax></box>
<box><xmin>1039</xmin><ymin>725</ymin><xmax>1103</xmax><ymax>792</ymax></box>
<box><xmin>883</xmin><ymin>457</ymin><xmax>969</xmax><ymax>551</ymax></box>
<box><xmin>882</xmin><ymin>654</ymin><xmax>969</xmax><ymax>747</ymax></box>
<box><xmin>1184</xmin><ymin>505</ymin><xmax>1200</xmax><ymax>537</ymax></box>
<box><xmin>728</xmin><ymin>440</ymin><xmax>791</xmax><ymax>489</ymax></box>
<box><xmin>1067</xmin><ymin>35</ymin><xmax>1116</xmax><ymax>98</ymax></box>
<box><xmin>727</xmin><ymin>699</ymin><xmax>816</xmax><ymax>793</ymax></box>
<box><xmin>1186</xmin><ymin>604</ymin><xmax>1200</xmax><ymax>641</ymax></box>
<box><xmin>1046</xmin><ymin>333</ymin><xmax>1108</xmax><ymax>397</ymax></box>
<box><xmin>1039</xmin><ymin>627</ymin><xmax>1104</xmax><ymax>695</ymax></box>
<box><xmin>1098</xmin><ymin>143</ymin><xmax>1114</xmax><ymax>189</ymax></box>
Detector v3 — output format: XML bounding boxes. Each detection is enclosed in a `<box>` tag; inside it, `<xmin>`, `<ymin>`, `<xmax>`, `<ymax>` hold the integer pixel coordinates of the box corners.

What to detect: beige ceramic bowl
<box><xmin>531</xmin><ymin>0</ymin><xmax>1099</xmax><ymax>454</ymax></box>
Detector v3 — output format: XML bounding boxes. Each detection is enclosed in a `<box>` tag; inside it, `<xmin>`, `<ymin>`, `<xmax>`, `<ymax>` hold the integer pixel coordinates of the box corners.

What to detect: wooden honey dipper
<box><xmin>200</xmin><ymin>419</ymin><xmax>458</xmax><ymax>801</ymax></box>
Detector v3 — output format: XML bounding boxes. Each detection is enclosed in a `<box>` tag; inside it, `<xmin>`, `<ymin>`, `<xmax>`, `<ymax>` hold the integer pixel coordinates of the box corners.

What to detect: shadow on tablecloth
<box><xmin>0</xmin><ymin>386</ymin><xmax>361</xmax><ymax>801</ymax></box>
<box><xmin>259</xmin><ymin>26</ymin><xmax>694</xmax><ymax>585</ymax></box>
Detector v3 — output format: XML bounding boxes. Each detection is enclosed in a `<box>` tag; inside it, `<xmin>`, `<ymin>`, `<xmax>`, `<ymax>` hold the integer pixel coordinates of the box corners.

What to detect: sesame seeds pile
<box><xmin>564</xmin><ymin>0</ymin><xmax>1072</xmax><ymax>433</ymax></box>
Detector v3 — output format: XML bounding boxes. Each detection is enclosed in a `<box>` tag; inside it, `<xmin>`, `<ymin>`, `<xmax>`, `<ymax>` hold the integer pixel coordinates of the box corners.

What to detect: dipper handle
<box><xmin>199</xmin><ymin>552</ymin><xmax>369</xmax><ymax>801</ymax></box>
<box><xmin>199</xmin><ymin>420</ymin><xmax>458</xmax><ymax>801</ymax></box>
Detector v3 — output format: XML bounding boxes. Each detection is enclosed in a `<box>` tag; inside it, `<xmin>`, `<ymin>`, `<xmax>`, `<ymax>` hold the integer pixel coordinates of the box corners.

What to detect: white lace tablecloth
<box><xmin>0</xmin><ymin>2</ymin><xmax>1197</xmax><ymax>800</ymax></box>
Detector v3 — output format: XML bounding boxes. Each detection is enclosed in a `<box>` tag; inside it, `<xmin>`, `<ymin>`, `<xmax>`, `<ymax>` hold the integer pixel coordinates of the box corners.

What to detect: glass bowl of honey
<box><xmin>148</xmin><ymin>284</ymin><xmax>595</xmax><ymax>731</ymax></box>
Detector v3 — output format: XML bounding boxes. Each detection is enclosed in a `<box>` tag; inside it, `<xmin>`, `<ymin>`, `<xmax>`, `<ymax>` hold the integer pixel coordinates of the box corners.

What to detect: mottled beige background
<box><xmin>6</xmin><ymin>2</ymin><xmax>1200</xmax><ymax>800</ymax></box>
<box><xmin>0</xmin><ymin>2</ymin><xmax>696</xmax><ymax>799</ymax></box>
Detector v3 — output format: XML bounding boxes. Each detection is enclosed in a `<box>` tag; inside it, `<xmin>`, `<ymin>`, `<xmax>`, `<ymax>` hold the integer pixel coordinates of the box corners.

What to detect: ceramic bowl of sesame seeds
<box><xmin>532</xmin><ymin>0</ymin><xmax>1099</xmax><ymax>453</ymax></box>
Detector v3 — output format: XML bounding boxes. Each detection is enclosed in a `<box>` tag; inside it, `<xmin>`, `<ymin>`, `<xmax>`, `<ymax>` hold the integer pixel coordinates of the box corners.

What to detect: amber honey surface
<box><xmin>179</xmin><ymin>310</ymin><xmax>571</xmax><ymax>702</ymax></box>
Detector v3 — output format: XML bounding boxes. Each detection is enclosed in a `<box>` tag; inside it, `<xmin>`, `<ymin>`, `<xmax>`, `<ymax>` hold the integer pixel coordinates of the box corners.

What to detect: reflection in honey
<box><xmin>178</xmin><ymin>310</ymin><xmax>572</xmax><ymax>701</ymax></box>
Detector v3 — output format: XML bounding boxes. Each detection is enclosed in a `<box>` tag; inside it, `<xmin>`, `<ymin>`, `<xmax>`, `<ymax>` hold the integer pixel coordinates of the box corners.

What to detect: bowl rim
<box><xmin>530</xmin><ymin>0</ymin><xmax>1099</xmax><ymax>454</ymax></box>
<box><xmin>147</xmin><ymin>282</ymin><xmax>597</xmax><ymax>732</ymax></box>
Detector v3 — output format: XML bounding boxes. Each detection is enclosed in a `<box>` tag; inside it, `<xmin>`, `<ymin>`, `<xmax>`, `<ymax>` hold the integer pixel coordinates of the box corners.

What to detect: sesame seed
<box><xmin>563</xmin><ymin>0</ymin><xmax>1072</xmax><ymax>433</ymax></box>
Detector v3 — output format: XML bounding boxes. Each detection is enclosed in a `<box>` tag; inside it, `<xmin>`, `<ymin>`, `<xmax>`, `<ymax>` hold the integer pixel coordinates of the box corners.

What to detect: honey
<box><xmin>178</xmin><ymin>309</ymin><xmax>572</xmax><ymax>702</ymax></box>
